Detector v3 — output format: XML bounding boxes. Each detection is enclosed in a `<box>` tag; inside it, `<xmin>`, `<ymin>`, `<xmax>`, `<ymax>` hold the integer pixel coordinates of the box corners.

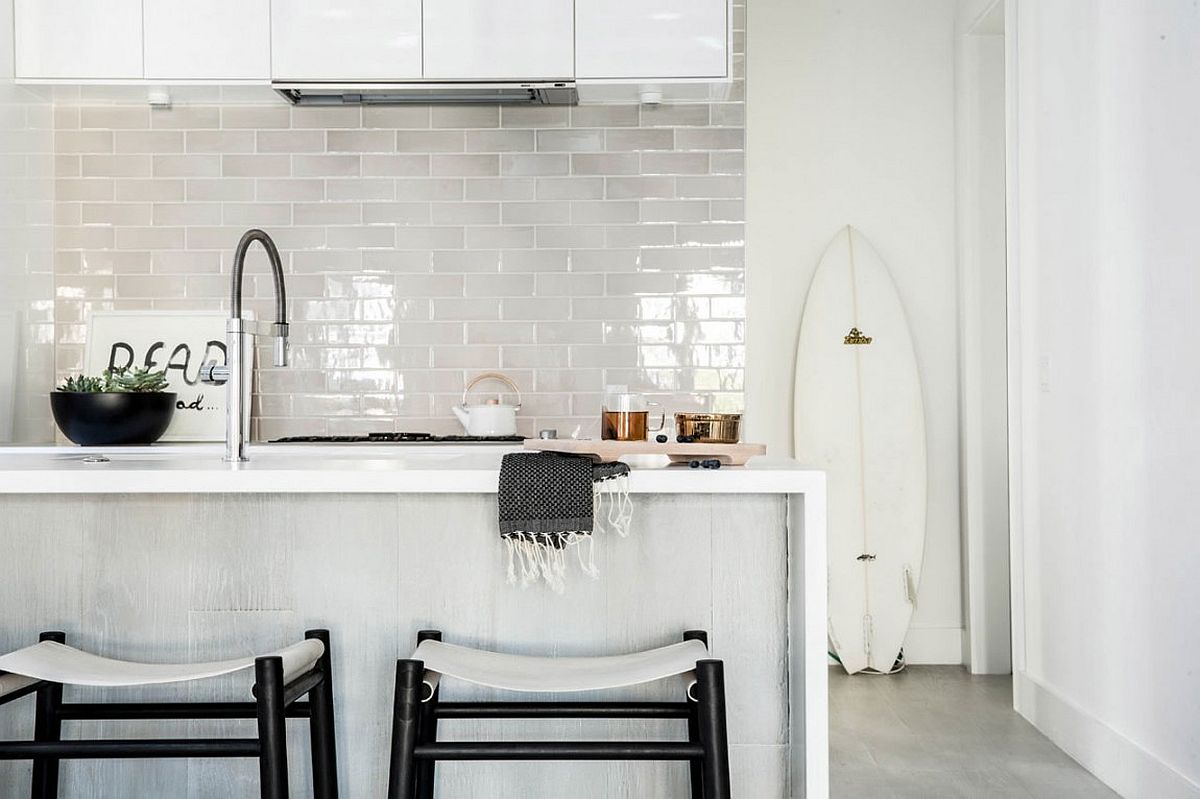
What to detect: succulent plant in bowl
<box><xmin>52</xmin><ymin>367</ymin><xmax>177</xmax><ymax>446</ymax></box>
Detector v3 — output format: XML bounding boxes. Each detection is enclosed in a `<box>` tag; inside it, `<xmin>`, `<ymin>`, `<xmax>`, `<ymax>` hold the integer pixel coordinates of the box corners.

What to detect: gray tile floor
<box><xmin>830</xmin><ymin>666</ymin><xmax>1119</xmax><ymax>798</ymax></box>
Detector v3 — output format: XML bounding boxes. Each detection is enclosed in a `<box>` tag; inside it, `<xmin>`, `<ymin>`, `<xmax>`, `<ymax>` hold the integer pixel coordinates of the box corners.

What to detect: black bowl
<box><xmin>50</xmin><ymin>392</ymin><xmax>178</xmax><ymax>446</ymax></box>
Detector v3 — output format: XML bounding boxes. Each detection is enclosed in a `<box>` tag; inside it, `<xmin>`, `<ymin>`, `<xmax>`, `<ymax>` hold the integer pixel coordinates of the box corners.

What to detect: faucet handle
<box><xmin>199</xmin><ymin>360</ymin><xmax>230</xmax><ymax>385</ymax></box>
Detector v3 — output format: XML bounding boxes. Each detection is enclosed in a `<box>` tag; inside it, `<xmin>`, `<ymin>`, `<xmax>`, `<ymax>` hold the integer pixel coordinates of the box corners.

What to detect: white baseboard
<box><xmin>1016</xmin><ymin>671</ymin><xmax>1200</xmax><ymax>799</ymax></box>
<box><xmin>902</xmin><ymin>625</ymin><xmax>964</xmax><ymax>665</ymax></box>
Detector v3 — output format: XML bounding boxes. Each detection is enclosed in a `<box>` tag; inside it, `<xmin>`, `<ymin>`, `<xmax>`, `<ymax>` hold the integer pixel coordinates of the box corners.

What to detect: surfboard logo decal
<box><xmin>844</xmin><ymin>327</ymin><xmax>873</xmax><ymax>345</ymax></box>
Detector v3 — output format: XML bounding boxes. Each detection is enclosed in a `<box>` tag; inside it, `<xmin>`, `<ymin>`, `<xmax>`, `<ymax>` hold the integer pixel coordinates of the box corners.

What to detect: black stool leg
<box><xmin>683</xmin><ymin>631</ymin><xmax>708</xmax><ymax>799</ymax></box>
<box><xmin>31</xmin><ymin>631</ymin><xmax>66</xmax><ymax>799</ymax></box>
<box><xmin>306</xmin><ymin>629</ymin><xmax>339</xmax><ymax>799</ymax></box>
<box><xmin>687</xmin><ymin>702</ymin><xmax>705</xmax><ymax>799</ymax></box>
<box><xmin>414</xmin><ymin>631</ymin><xmax>441</xmax><ymax>799</ymax></box>
<box><xmin>255</xmin><ymin>655</ymin><xmax>289</xmax><ymax>799</ymax></box>
<box><xmin>695</xmin><ymin>659</ymin><xmax>731</xmax><ymax>799</ymax></box>
<box><xmin>388</xmin><ymin>659</ymin><xmax>424</xmax><ymax>799</ymax></box>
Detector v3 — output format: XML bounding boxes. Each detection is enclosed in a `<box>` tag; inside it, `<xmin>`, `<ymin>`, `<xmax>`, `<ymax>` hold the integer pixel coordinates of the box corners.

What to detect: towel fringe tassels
<box><xmin>598</xmin><ymin>473</ymin><xmax>633</xmax><ymax>538</ymax></box>
<box><xmin>502</xmin><ymin>472</ymin><xmax>633</xmax><ymax>593</ymax></box>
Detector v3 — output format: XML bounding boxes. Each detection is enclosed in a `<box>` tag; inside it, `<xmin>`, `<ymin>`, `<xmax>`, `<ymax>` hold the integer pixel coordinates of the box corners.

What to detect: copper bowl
<box><xmin>673</xmin><ymin>412</ymin><xmax>742</xmax><ymax>444</ymax></box>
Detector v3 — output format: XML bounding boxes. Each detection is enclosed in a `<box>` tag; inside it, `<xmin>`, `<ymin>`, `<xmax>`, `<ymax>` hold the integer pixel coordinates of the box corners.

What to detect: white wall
<box><xmin>0</xmin><ymin>0</ymin><xmax>54</xmax><ymax>442</ymax></box>
<box><xmin>955</xmin><ymin>0</ymin><xmax>1011</xmax><ymax>674</ymax></box>
<box><xmin>1010</xmin><ymin>0</ymin><xmax>1200</xmax><ymax>794</ymax></box>
<box><xmin>745</xmin><ymin>0</ymin><xmax>963</xmax><ymax>662</ymax></box>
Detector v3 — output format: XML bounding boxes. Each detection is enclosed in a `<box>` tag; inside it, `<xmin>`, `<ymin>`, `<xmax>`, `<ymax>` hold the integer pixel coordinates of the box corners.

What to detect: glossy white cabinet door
<box><xmin>145</xmin><ymin>0</ymin><xmax>270</xmax><ymax>80</ymax></box>
<box><xmin>576</xmin><ymin>0</ymin><xmax>728</xmax><ymax>80</ymax></box>
<box><xmin>15</xmin><ymin>0</ymin><xmax>143</xmax><ymax>79</ymax></box>
<box><xmin>423</xmin><ymin>0</ymin><xmax>573</xmax><ymax>80</ymax></box>
<box><xmin>271</xmin><ymin>0</ymin><xmax>422</xmax><ymax>81</ymax></box>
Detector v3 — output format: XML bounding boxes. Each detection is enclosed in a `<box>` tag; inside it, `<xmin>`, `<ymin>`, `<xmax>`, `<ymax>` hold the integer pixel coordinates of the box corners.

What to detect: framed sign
<box><xmin>84</xmin><ymin>311</ymin><xmax>250</xmax><ymax>442</ymax></box>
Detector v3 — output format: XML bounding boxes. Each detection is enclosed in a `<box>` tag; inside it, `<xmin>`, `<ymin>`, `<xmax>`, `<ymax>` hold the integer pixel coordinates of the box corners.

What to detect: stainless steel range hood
<box><xmin>273</xmin><ymin>81</ymin><xmax>577</xmax><ymax>106</ymax></box>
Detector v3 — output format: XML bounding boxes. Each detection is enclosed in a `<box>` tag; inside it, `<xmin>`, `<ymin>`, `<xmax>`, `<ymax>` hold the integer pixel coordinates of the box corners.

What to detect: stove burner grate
<box><xmin>271</xmin><ymin>432</ymin><xmax>525</xmax><ymax>444</ymax></box>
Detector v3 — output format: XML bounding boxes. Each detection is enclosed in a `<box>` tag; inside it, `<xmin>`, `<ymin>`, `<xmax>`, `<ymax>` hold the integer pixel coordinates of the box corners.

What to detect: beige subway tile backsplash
<box><xmin>153</xmin><ymin>154</ymin><xmax>220</xmax><ymax>178</ymax></box>
<box><xmin>361</xmin><ymin>154</ymin><xmax>431</xmax><ymax>177</ymax></box>
<box><xmin>150</xmin><ymin>106</ymin><xmax>220</xmax><ymax>130</ymax></box>
<box><xmin>185</xmin><ymin>177</ymin><xmax>255</xmax><ymax>201</ymax></box>
<box><xmin>186</xmin><ymin>130</ymin><xmax>256</xmax><ymax>153</ymax></box>
<box><xmin>571</xmin><ymin>153</ymin><xmax>639</xmax><ymax>175</ymax></box>
<box><xmin>465</xmin><ymin>129</ymin><xmax>535</xmax><ymax>152</ymax></box>
<box><xmin>326</xmin><ymin>178</ymin><xmax>394</xmax><ymax>201</ymax></box>
<box><xmin>116</xmin><ymin>131</ymin><xmax>184</xmax><ymax>154</ymax></box>
<box><xmin>534</xmin><ymin>176</ymin><xmax>602</xmax><ymax>199</ymax></box>
<box><xmin>57</xmin><ymin>130</ymin><xmax>114</xmax><ymax>153</ymax></box>
<box><xmin>537</xmin><ymin>129</ymin><xmax>604</xmax><ymax>152</ymax></box>
<box><xmin>327</xmin><ymin>130</ymin><xmax>395</xmax><ymax>153</ymax></box>
<box><xmin>397</xmin><ymin>130</ymin><xmax>466</xmax><ymax>153</ymax></box>
<box><xmin>569</xmin><ymin>105</ymin><xmax>639</xmax><ymax>128</ymax></box>
<box><xmin>256</xmin><ymin>130</ymin><xmax>324</xmax><ymax>153</ymax></box>
<box><xmin>362</xmin><ymin>106</ymin><xmax>431</xmax><ymax>129</ymax></box>
<box><xmin>604</xmin><ymin>129</ymin><xmax>675</xmax><ymax>152</ymax></box>
<box><xmin>54</xmin><ymin>59</ymin><xmax>745</xmax><ymax>435</ymax></box>
<box><xmin>81</xmin><ymin>154</ymin><xmax>152</xmax><ymax>177</ymax></box>
<box><xmin>222</xmin><ymin>106</ymin><xmax>290</xmax><ymax>129</ymax></box>
<box><xmin>255</xmin><ymin>178</ymin><xmax>324</xmax><ymax>202</ymax></box>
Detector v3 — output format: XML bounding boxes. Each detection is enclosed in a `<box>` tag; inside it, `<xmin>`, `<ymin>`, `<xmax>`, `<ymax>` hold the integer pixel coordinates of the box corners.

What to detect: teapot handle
<box><xmin>462</xmin><ymin>371</ymin><xmax>523</xmax><ymax>409</ymax></box>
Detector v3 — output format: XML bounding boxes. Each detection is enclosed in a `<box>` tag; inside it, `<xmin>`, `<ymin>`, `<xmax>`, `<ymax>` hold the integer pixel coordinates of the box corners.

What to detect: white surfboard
<box><xmin>793</xmin><ymin>226</ymin><xmax>927</xmax><ymax>675</ymax></box>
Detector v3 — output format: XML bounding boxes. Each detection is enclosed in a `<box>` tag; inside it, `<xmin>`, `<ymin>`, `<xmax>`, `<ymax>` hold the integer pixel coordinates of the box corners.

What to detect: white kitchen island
<box><xmin>0</xmin><ymin>445</ymin><xmax>826</xmax><ymax>798</ymax></box>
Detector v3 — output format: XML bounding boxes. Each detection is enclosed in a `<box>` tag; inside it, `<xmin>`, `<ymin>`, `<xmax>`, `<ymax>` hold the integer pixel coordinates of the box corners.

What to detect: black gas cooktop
<box><xmin>271</xmin><ymin>432</ymin><xmax>524</xmax><ymax>444</ymax></box>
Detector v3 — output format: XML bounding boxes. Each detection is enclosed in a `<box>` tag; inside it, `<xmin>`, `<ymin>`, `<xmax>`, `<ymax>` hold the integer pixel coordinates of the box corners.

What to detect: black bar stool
<box><xmin>0</xmin><ymin>629</ymin><xmax>339</xmax><ymax>799</ymax></box>
<box><xmin>387</xmin><ymin>629</ymin><xmax>731</xmax><ymax>799</ymax></box>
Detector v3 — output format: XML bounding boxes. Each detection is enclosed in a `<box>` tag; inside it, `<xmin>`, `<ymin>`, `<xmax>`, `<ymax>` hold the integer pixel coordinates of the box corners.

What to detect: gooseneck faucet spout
<box><xmin>200</xmin><ymin>229</ymin><xmax>289</xmax><ymax>463</ymax></box>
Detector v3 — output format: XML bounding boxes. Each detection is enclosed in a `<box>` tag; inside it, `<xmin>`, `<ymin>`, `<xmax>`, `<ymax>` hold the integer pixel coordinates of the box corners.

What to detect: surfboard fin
<box><xmin>904</xmin><ymin>566</ymin><xmax>917</xmax><ymax>607</ymax></box>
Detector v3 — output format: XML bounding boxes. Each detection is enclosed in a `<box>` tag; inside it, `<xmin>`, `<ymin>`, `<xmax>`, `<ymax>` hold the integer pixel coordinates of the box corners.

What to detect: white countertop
<box><xmin>0</xmin><ymin>443</ymin><xmax>824</xmax><ymax>495</ymax></box>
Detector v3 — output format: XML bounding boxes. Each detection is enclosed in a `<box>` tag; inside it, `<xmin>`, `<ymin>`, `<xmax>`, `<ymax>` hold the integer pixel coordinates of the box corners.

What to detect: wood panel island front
<box><xmin>0</xmin><ymin>445</ymin><xmax>827</xmax><ymax>798</ymax></box>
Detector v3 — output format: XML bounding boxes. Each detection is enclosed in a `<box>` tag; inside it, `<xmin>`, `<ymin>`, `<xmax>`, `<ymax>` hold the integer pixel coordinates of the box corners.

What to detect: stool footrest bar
<box><xmin>0</xmin><ymin>739</ymin><xmax>261</xmax><ymax>759</ymax></box>
<box><xmin>57</xmin><ymin>701</ymin><xmax>312</xmax><ymax>720</ymax></box>
<box><xmin>413</xmin><ymin>742</ymin><xmax>705</xmax><ymax>761</ymax></box>
<box><xmin>282</xmin><ymin>670</ymin><xmax>325</xmax><ymax>707</ymax></box>
<box><xmin>0</xmin><ymin>682</ymin><xmax>46</xmax><ymax>708</ymax></box>
<box><xmin>435</xmin><ymin>701</ymin><xmax>692</xmax><ymax>719</ymax></box>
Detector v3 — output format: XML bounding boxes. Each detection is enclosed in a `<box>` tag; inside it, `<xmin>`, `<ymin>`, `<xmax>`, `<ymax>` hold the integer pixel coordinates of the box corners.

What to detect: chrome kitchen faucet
<box><xmin>200</xmin><ymin>229</ymin><xmax>289</xmax><ymax>463</ymax></box>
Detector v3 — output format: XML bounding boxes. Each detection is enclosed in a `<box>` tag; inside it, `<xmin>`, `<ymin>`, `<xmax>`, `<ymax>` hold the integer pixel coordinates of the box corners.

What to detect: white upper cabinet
<box><xmin>14</xmin><ymin>0</ymin><xmax>730</xmax><ymax>85</ymax></box>
<box><xmin>575</xmin><ymin>0</ymin><xmax>729</xmax><ymax>80</ymax></box>
<box><xmin>144</xmin><ymin>0</ymin><xmax>270</xmax><ymax>80</ymax></box>
<box><xmin>271</xmin><ymin>0</ymin><xmax>422</xmax><ymax>81</ymax></box>
<box><xmin>423</xmin><ymin>0</ymin><xmax>574</xmax><ymax>80</ymax></box>
<box><xmin>15</xmin><ymin>0</ymin><xmax>143</xmax><ymax>79</ymax></box>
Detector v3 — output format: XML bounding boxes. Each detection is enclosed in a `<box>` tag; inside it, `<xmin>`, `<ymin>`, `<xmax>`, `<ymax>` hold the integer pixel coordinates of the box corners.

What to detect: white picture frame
<box><xmin>84</xmin><ymin>310</ymin><xmax>251</xmax><ymax>443</ymax></box>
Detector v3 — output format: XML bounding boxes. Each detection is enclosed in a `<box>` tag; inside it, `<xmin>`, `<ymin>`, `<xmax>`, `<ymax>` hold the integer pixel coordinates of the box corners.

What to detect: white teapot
<box><xmin>452</xmin><ymin>372</ymin><xmax>523</xmax><ymax>437</ymax></box>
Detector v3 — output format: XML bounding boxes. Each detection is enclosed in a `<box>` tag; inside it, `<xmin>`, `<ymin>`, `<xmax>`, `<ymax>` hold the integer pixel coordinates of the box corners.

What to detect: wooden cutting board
<box><xmin>523</xmin><ymin>439</ymin><xmax>766</xmax><ymax>466</ymax></box>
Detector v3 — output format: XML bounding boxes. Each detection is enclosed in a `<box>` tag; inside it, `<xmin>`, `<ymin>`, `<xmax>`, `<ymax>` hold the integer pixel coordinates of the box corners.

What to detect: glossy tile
<box><xmin>52</xmin><ymin>48</ymin><xmax>745</xmax><ymax>436</ymax></box>
<box><xmin>186</xmin><ymin>130</ymin><xmax>256</xmax><ymax>154</ymax></box>
<box><xmin>536</xmin><ymin>128</ymin><xmax>604</xmax><ymax>152</ymax></box>
<box><xmin>465</xmin><ymin>129</ymin><xmax>534</xmax><ymax>152</ymax></box>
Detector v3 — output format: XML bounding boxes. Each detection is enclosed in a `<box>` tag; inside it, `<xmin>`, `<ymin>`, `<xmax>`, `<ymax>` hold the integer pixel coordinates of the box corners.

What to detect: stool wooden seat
<box><xmin>0</xmin><ymin>629</ymin><xmax>339</xmax><ymax>799</ymax></box>
<box><xmin>387</xmin><ymin>630</ymin><xmax>730</xmax><ymax>799</ymax></box>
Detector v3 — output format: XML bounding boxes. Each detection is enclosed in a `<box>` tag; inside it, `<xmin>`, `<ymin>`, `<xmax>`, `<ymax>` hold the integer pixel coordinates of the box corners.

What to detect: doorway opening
<box><xmin>956</xmin><ymin>0</ymin><xmax>1010</xmax><ymax>675</ymax></box>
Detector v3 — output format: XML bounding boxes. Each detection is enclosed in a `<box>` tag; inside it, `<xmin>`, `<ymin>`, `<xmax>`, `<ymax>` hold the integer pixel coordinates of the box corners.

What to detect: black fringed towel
<box><xmin>498</xmin><ymin>452</ymin><xmax>632</xmax><ymax>592</ymax></box>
